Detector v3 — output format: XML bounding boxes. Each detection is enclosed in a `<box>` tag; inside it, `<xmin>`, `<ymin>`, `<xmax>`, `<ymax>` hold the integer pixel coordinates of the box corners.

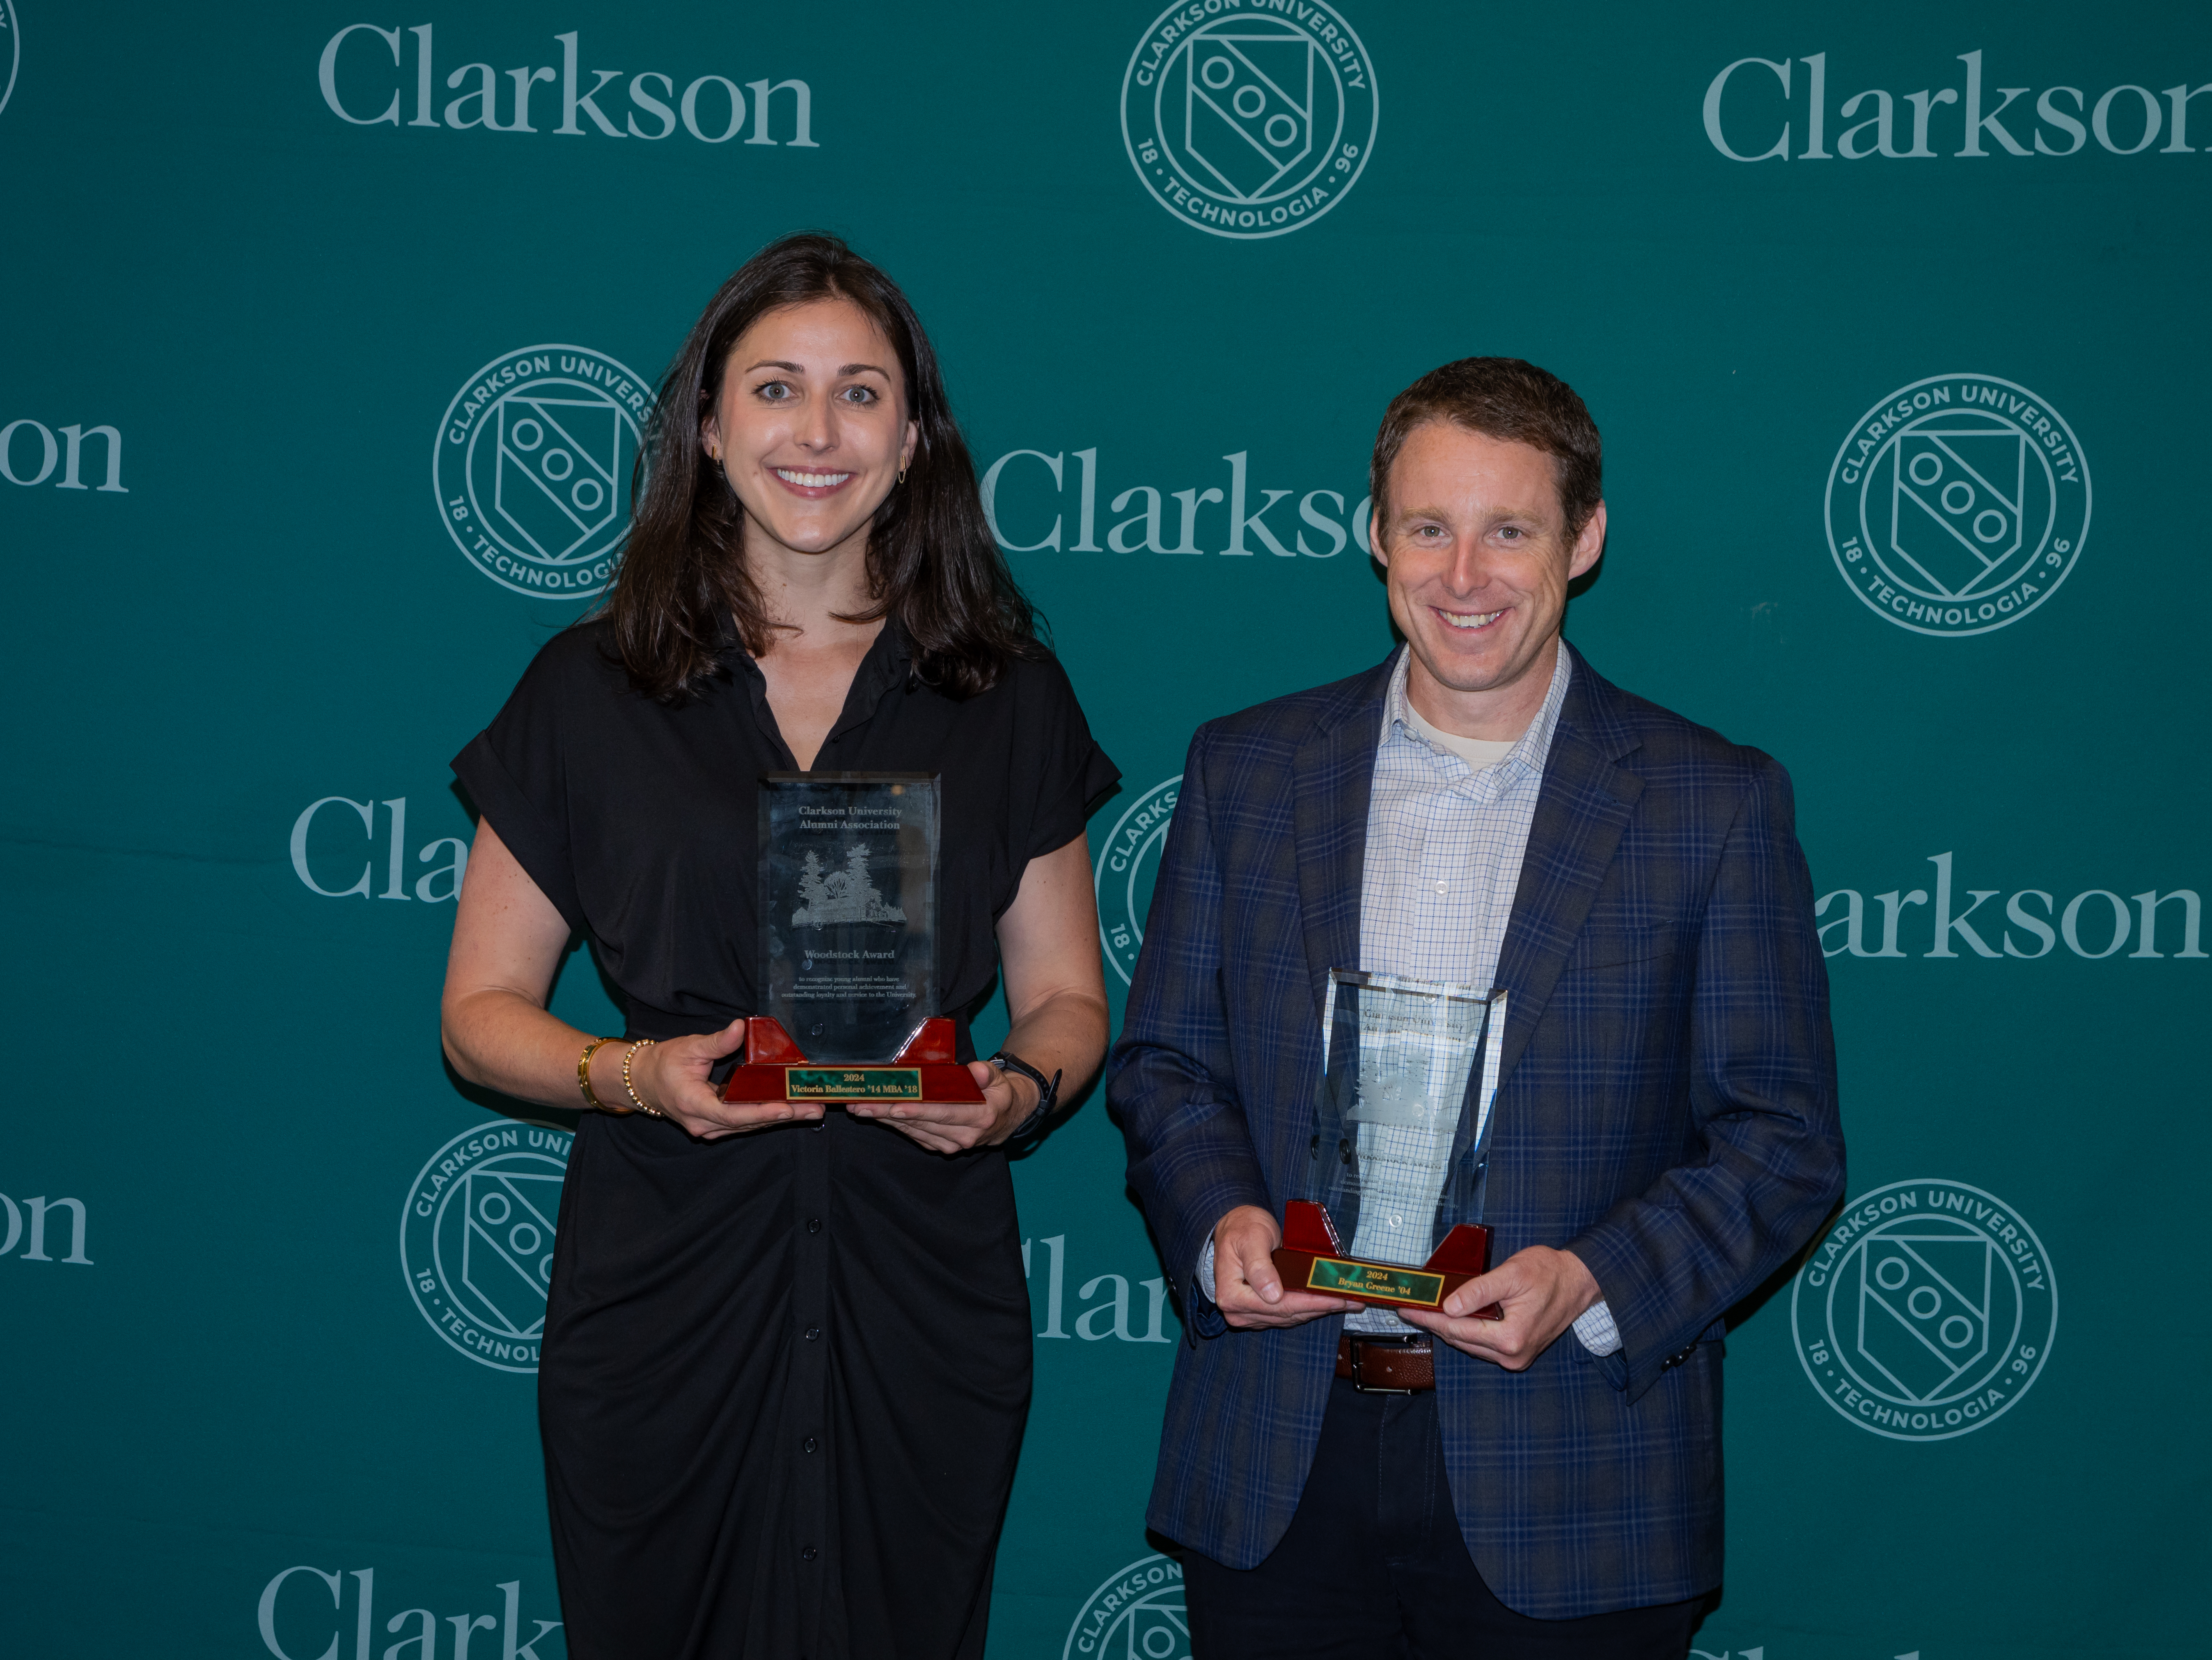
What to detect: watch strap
<box><xmin>989</xmin><ymin>1050</ymin><xmax>1061</xmax><ymax>1141</ymax></box>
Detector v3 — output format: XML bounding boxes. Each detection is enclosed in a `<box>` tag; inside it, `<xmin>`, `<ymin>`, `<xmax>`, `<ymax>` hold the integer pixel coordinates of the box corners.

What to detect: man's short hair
<box><xmin>1368</xmin><ymin>357</ymin><xmax>1603</xmax><ymax>541</ymax></box>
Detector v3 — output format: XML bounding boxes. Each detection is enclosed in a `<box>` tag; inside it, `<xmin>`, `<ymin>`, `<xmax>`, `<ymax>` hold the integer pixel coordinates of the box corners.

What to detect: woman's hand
<box><xmin>616</xmin><ymin>1019</ymin><xmax>827</xmax><ymax>1140</ymax></box>
<box><xmin>845</xmin><ymin>1060</ymin><xmax>1036</xmax><ymax>1155</ymax></box>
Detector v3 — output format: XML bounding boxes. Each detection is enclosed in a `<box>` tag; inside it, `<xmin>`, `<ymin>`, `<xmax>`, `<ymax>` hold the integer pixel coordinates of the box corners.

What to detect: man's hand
<box><xmin>1211</xmin><ymin>1205</ymin><xmax>1362</xmax><ymax>1330</ymax></box>
<box><xmin>1396</xmin><ymin>1246</ymin><xmax>1602</xmax><ymax>1371</ymax></box>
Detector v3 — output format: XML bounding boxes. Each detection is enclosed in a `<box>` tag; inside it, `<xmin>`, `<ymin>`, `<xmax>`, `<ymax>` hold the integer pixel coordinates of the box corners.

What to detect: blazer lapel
<box><xmin>1492</xmin><ymin>652</ymin><xmax>1645</xmax><ymax>1090</ymax></box>
<box><xmin>1291</xmin><ymin>653</ymin><xmax>1394</xmax><ymax>1018</ymax></box>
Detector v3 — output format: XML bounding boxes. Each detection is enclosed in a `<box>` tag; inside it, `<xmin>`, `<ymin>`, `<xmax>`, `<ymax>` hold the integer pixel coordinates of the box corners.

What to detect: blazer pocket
<box><xmin>1561</xmin><ymin>921</ymin><xmax>1677</xmax><ymax>973</ymax></box>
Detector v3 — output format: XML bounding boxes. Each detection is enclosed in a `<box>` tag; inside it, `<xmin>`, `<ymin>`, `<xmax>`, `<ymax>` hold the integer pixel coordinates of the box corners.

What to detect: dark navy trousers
<box><xmin>1183</xmin><ymin>1376</ymin><xmax>1705</xmax><ymax>1659</ymax></box>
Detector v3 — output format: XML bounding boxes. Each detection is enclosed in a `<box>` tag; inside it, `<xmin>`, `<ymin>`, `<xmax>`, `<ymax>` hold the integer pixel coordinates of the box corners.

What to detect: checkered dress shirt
<box><xmin>1201</xmin><ymin>645</ymin><xmax>1620</xmax><ymax>1354</ymax></box>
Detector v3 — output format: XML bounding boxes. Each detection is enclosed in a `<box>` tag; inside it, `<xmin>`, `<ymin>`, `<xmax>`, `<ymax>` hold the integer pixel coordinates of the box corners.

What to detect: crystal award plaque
<box><xmin>1271</xmin><ymin>970</ymin><xmax>1509</xmax><ymax>1315</ymax></box>
<box><xmin>720</xmin><ymin>773</ymin><xmax>984</xmax><ymax>1106</ymax></box>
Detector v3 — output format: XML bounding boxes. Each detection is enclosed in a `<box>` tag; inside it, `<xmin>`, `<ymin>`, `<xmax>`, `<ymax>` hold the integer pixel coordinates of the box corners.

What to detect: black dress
<box><xmin>451</xmin><ymin>618</ymin><xmax>1118</xmax><ymax>1660</ymax></box>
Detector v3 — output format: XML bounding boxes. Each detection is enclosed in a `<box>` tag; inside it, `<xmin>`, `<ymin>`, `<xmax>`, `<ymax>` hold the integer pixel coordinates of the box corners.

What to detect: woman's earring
<box><xmin>896</xmin><ymin>466</ymin><xmax>908</xmax><ymax>485</ymax></box>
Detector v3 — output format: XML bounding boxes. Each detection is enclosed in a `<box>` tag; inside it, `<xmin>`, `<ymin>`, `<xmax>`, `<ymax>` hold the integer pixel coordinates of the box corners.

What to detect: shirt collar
<box><xmin>721</xmin><ymin>608</ymin><xmax>913</xmax><ymax>667</ymax></box>
<box><xmin>1381</xmin><ymin>641</ymin><xmax>1574</xmax><ymax>780</ymax></box>
<box><xmin>841</xmin><ymin>615</ymin><xmax>915</xmax><ymax>724</ymax></box>
<box><xmin>726</xmin><ymin>613</ymin><xmax>916</xmax><ymax>766</ymax></box>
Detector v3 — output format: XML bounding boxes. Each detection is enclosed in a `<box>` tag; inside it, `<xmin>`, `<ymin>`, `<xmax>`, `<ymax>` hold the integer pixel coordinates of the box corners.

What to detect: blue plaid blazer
<box><xmin>1110</xmin><ymin>644</ymin><xmax>1844</xmax><ymax>1618</ymax></box>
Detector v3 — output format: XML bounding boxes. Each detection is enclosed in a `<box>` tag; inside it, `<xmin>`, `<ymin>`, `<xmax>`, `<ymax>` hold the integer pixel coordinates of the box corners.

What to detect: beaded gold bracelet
<box><xmin>577</xmin><ymin>1037</ymin><xmax>629</xmax><ymax>1114</ymax></box>
<box><xmin>623</xmin><ymin>1039</ymin><xmax>666</xmax><ymax>1118</ymax></box>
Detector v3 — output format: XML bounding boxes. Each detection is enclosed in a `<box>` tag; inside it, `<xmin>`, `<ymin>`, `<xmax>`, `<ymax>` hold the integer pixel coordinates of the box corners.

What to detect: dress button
<box><xmin>802</xmin><ymin>1436</ymin><xmax>818</xmax><ymax>1454</ymax></box>
<box><xmin>806</xmin><ymin>1216</ymin><xmax>822</xmax><ymax>1234</ymax></box>
<box><xmin>804</xmin><ymin>1326</ymin><xmax>821</xmax><ymax>1342</ymax></box>
<box><xmin>801</xmin><ymin>1545</ymin><xmax>818</xmax><ymax>1562</ymax></box>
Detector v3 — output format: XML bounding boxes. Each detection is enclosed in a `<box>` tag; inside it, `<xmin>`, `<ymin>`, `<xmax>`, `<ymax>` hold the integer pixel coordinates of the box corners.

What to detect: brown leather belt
<box><xmin>1336</xmin><ymin>1334</ymin><xmax>1435</xmax><ymax>1393</ymax></box>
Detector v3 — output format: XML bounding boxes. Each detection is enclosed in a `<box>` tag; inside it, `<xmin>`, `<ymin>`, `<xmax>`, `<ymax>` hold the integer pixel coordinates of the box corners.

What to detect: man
<box><xmin>1111</xmin><ymin>359</ymin><xmax>1843</xmax><ymax>1656</ymax></box>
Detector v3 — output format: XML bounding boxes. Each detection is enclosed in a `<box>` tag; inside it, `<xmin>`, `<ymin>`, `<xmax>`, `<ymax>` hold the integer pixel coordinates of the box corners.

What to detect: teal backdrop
<box><xmin>4</xmin><ymin>1</ymin><xmax>2207</xmax><ymax>1655</ymax></box>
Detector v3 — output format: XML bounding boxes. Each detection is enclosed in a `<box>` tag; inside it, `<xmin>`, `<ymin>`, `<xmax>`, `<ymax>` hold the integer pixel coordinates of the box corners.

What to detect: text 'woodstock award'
<box><xmin>1272</xmin><ymin>970</ymin><xmax>1508</xmax><ymax>1315</ymax></box>
<box><xmin>722</xmin><ymin>774</ymin><xmax>983</xmax><ymax>1106</ymax></box>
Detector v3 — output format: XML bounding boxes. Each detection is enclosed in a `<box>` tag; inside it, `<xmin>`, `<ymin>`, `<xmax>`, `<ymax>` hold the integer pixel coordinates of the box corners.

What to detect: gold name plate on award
<box><xmin>785</xmin><ymin>1067</ymin><xmax>922</xmax><ymax>1101</ymax></box>
<box><xmin>1272</xmin><ymin>1200</ymin><xmax>1498</xmax><ymax>1315</ymax></box>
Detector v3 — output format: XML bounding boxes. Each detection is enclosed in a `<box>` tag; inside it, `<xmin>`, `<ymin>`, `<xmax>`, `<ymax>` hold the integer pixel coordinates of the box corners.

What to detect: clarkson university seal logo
<box><xmin>401</xmin><ymin>1120</ymin><xmax>572</xmax><ymax>1373</ymax></box>
<box><xmin>433</xmin><ymin>344</ymin><xmax>649</xmax><ymax>598</ymax></box>
<box><xmin>1824</xmin><ymin>373</ymin><xmax>2090</xmax><ymax>637</ymax></box>
<box><xmin>1095</xmin><ymin>776</ymin><xmax>1180</xmax><ymax>986</ymax></box>
<box><xmin>1064</xmin><ymin>1553</ymin><xmax>1188</xmax><ymax>1660</ymax></box>
<box><xmin>1121</xmin><ymin>0</ymin><xmax>1377</xmax><ymax>240</ymax></box>
<box><xmin>1790</xmin><ymin>1178</ymin><xmax>2057</xmax><ymax>1442</ymax></box>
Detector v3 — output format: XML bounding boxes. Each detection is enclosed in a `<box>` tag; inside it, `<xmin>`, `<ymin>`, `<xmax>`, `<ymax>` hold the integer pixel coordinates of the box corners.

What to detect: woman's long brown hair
<box><xmin>601</xmin><ymin>233</ymin><xmax>1040</xmax><ymax>703</ymax></box>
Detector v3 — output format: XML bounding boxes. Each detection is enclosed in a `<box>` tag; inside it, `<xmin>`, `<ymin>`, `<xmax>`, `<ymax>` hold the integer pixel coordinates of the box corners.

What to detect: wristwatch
<box><xmin>988</xmin><ymin>1050</ymin><xmax>1062</xmax><ymax>1141</ymax></box>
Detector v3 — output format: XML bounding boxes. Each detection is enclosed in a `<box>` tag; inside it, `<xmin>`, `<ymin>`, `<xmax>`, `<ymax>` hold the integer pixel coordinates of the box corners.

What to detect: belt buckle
<box><xmin>1348</xmin><ymin>1336</ymin><xmax>1416</xmax><ymax>1395</ymax></box>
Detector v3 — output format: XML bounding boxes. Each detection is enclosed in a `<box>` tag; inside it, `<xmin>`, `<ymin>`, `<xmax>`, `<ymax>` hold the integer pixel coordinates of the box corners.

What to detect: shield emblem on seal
<box><xmin>1175</xmin><ymin>21</ymin><xmax>1319</xmax><ymax>201</ymax></box>
<box><xmin>495</xmin><ymin>391</ymin><xmax>624</xmax><ymax>563</ymax></box>
<box><xmin>454</xmin><ymin>1165</ymin><xmax>562</xmax><ymax>1339</ymax></box>
<box><xmin>1887</xmin><ymin>423</ymin><xmax>2027</xmax><ymax>597</ymax></box>
<box><xmin>1851</xmin><ymin>1221</ymin><xmax>1995</xmax><ymax>1403</ymax></box>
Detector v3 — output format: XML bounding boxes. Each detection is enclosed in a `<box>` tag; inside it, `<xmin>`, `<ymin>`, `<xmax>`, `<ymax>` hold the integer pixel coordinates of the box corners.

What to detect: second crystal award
<box><xmin>1271</xmin><ymin>969</ymin><xmax>1508</xmax><ymax>1314</ymax></box>
<box><xmin>720</xmin><ymin>772</ymin><xmax>984</xmax><ymax>1106</ymax></box>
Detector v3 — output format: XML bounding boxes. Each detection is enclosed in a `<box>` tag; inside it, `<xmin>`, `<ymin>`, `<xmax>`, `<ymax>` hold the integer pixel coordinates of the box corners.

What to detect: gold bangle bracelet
<box><xmin>578</xmin><ymin>1037</ymin><xmax>629</xmax><ymax>1113</ymax></box>
<box><xmin>623</xmin><ymin>1040</ymin><xmax>666</xmax><ymax>1118</ymax></box>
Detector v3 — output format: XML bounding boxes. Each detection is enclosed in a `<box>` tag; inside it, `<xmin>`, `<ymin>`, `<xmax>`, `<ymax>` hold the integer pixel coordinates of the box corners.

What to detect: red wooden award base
<box><xmin>720</xmin><ymin>1016</ymin><xmax>987</xmax><ymax>1106</ymax></box>
<box><xmin>1270</xmin><ymin>1200</ymin><xmax>1502</xmax><ymax>1317</ymax></box>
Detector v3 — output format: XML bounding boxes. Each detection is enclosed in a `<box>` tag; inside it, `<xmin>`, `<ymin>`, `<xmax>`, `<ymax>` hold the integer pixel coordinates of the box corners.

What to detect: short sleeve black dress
<box><xmin>451</xmin><ymin>617</ymin><xmax>1118</xmax><ymax>1660</ymax></box>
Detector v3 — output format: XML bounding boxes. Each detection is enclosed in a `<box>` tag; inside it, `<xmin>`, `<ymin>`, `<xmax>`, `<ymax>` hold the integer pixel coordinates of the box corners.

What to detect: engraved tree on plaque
<box><xmin>792</xmin><ymin>845</ymin><xmax>908</xmax><ymax>930</ymax></box>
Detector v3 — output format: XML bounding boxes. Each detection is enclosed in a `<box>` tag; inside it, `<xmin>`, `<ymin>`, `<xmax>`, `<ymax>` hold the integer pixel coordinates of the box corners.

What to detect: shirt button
<box><xmin>1432</xmin><ymin>879</ymin><xmax>1449</xmax><ymax>895</ymax></box>
<box><xmin>806</xmin><ymin>1217</ymin><xmax>822</xmax><ymax>1234</ymax></box>
<box><xmin>802</xmin><ymin>1436</ymin><xmax>818</xmax><ymax>1454</ymax></box>
<box><xmin>801</xmin><ymin>1545</ymin><xmax>818</xmax><ymax>1562</ymax></box>
<box><xmin>804</xmin><ymin>1326</ymin><xmax>821</xmax><ymax>1342</ymax></box>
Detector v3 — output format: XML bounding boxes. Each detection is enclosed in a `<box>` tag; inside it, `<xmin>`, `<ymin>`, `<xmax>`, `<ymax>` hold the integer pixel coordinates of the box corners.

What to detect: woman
<box><xmin>440</xmin><ymin>233</ymin><xmax>1117</xmax><ymax>1659</ymax></box>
